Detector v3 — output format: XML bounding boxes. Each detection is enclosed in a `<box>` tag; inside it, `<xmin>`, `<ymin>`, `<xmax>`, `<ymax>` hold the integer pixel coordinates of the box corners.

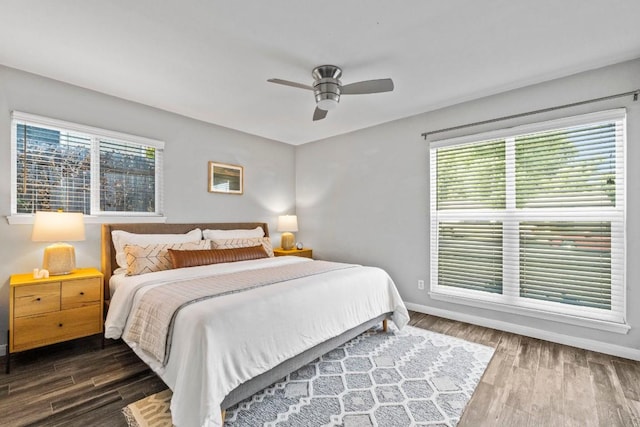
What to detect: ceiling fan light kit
<box><xmin>268</xmin><ymin>65</ymin><xmax>394</xmax><ymax>121</ymax></box>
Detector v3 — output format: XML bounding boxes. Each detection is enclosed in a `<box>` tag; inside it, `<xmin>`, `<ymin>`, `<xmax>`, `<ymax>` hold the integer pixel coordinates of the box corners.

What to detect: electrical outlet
<box><xmin>417</xmin><ymin>280</ymin><xmax>424</xmax><ymax>290</ymax></box>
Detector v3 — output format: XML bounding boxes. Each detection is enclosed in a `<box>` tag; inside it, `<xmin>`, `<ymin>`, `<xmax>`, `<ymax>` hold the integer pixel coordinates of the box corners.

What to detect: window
<box><xmin>429</xmin><ymin>109</ymin><xmax>626</xmax><ymax>331</ymax></box>
<box><xmin>11</xmin><ymin>112</ymin><xmax>164</xmax><ymax>219</ymax></box>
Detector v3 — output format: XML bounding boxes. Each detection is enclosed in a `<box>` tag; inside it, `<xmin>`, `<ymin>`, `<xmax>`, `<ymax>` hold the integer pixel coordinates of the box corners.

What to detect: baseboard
<box><xmin>406</xmin><ymin>302</ymin><xmax>640</xmax><ymax>361</ymax></box>
<box><xmin>0</xmin><ymin>344</ymin><xmax>5</xmax><ymax>357</ymax></box>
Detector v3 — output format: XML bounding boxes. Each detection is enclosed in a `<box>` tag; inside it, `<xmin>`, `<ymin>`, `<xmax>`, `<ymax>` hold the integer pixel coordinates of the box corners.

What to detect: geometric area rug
<box><xmin>123</xmin><ymin>324</ymin><xmax>495</xmax><ymax>427</ymax></box>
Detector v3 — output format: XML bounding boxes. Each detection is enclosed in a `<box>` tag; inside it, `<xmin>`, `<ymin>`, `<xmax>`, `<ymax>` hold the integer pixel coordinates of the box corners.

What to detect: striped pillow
<box><xmin>209</xmin><ymin>236</ymin><xmax>274</xmax><ymax>257</ymax></box>
<box><xmin>168</xmin><ymin>246</ymin><xmax>268</xmax><ymax>269</ymax></box>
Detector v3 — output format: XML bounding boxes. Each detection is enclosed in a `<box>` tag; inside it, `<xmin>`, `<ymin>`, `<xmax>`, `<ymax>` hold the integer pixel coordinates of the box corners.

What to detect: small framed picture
<box><xmin>208</xmin><ymin>161</ymin><xmax>243</xmax><ymax>195</ymax></box>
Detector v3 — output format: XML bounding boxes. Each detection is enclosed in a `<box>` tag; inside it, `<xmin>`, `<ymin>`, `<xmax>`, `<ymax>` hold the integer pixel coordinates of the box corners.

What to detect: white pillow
<box><xmin>112</xmin><ymin>228</ymin><xmax>203</xmax><ymax>271</ymax></box>
<box><xmin>202</xmin><ymin>226</ymin><xmax>265</xmax><ymax>240</ymax></box>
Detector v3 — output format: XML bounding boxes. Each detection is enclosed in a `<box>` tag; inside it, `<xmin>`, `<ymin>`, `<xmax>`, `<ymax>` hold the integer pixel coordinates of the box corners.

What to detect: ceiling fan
<box><xmin>268</xmin><ymin>65</ymin><xmax>394</xmax><ymax>121</ymax></box>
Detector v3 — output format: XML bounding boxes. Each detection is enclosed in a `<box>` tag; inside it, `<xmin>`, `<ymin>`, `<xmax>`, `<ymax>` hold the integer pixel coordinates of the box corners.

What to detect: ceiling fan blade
<box><xmin>313</xmin><ymin>107</ymin><xmax>328</xmax><ymax>121</ymax></box>
<box><xmin>341</xmin><ymin>78</ymin><xmax>394</xmax><ymax>95</ymax></box>
<box><xmin>267</xmin><ymin>78</ymin><xmax>314</xmax><ymax>91</ymax></box>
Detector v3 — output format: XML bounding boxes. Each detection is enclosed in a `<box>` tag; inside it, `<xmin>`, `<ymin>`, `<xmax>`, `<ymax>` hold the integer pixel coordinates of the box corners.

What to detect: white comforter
<box><xmin>104</xmin><ymin>256</ymin><xmax>409</xmax><ymax>427</ymax></box>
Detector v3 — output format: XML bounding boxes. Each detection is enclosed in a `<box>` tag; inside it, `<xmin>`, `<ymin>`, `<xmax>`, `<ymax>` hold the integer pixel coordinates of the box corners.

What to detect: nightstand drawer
<box><xmin>14</xmin><ymin>282</ymin><xmax>61</xmax><ymax>317</ymax></box>
<box><xmin>12</xmin><ymin>304</ymin><xmax>102</xmax><ymax>352</ymax></box>
<box><xmin>62</xmin><ymin>278</ymin><xmax>101</xmax><ymax>309</ymax></box>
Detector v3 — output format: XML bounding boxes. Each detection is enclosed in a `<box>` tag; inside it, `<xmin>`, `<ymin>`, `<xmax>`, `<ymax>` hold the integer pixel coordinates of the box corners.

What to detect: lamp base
<box><xmin>281</xmin><ymin>232</ymin><xmax>295</xmax><ymax>250</ymax></box>
<box><xmin>42</xmin><ymin>243</ymin><xmax>76</xmax><ymax>275</ymax></box>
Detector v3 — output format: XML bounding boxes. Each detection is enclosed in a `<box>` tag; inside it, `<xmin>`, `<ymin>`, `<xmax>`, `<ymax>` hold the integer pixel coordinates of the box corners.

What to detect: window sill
<box><xmin>429</xmin><ymin>291</ymin><xmax>630</xmax><ymax>335</ymax></box>
<box><xmin>7</xmin><ymin>214</ymin><xmax>167</xmax><ymax>225</ymax></box>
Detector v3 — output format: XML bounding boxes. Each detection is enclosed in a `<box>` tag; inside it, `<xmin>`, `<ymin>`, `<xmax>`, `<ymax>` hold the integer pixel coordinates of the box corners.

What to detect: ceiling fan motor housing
<box><xmin>313</xmin><ymin>65</ymin><xmax>342</xmax><ymax>110</ymax></box>
<box><xmin>267</xmin><ymin>64</ymin><xmax>393</xmax><ymax>120</ymax></box>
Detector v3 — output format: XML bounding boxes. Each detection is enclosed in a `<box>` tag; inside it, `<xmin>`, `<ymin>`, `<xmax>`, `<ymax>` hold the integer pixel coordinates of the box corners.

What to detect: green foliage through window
<box><xmin>515</xmin><ymin>124</ymin><xmax>616</xmax><ymax>208</ymax></box>
<box><xmin>437</xmin><ymin>140</ymin><xmax>505</xmax><ymax>210</ymax></box>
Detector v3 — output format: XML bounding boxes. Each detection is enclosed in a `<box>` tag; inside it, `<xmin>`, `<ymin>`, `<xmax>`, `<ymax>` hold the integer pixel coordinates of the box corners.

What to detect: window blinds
<box><xmin>12</xmin><ymin>111</ymin><xmax>164</xmax><ymax>217</ymax></box>
<box><xmin>430</xmin><ymin>109</ymin><xmax>626</xmax><ymax>325</ymax></box>
<box><xmin>99</xmin><ymin>139</ymin><xmax>157</xmax><ymax>213</ymax></box>
<box><xmin>436</xmin><ymin>140</ymin><xmax>505</xmax><ymax>210</ymax></box>
<box><xmin>15</xmin><ymin>124</ymin><xmax>92</xmax><ymax>214</ymax></box>
<box><xmin>515</xmin><ymin>123</ymin><xmax>618</xmax><ymax>208</ymax></box>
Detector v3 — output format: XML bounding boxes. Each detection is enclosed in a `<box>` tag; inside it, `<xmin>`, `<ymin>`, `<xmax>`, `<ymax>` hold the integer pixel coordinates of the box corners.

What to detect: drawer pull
<box><xmin>36</xmin><ymin>297</ymin><xmax>41</xmax><ymax>301</ymax></box>
<box><xmin>58</xmin><ymin>323</ymin><xmax>63</xmax><ymax>328</ymax></box>
<box><xmin>80</xmin><ymin>292</ymin><xmax>85</xmax><ymax>296</ymax></box>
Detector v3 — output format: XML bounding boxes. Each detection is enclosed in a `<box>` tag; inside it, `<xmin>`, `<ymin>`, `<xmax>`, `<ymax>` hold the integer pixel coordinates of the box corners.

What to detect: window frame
<box><xmin>429</xmin><ymin>109</ymin><xmax>628</xmax><ymax>334</ymax></box>
<box><xmin>9</xmin><ymin>111</ymin><xmax>166</xmax><ymax>224</ymax></box>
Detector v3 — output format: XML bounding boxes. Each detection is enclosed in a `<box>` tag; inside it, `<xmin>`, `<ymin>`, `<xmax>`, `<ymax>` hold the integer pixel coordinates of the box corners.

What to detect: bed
<box><xmin>102</xmin><ymin>222</ymin><xmax>409</xmax><ymax>427</ymax></box>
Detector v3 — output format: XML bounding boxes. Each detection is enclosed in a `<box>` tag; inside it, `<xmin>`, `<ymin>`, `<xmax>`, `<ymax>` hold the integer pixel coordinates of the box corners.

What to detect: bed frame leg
<box><xmin>221</xmin><ymin>409</ymin><xmax>226</xmax><ymax>423</ymax></box>
<box><xmin>382</xmin><ymin>319</ymin><xmax>388</xmax><ymax>333</ymax></box>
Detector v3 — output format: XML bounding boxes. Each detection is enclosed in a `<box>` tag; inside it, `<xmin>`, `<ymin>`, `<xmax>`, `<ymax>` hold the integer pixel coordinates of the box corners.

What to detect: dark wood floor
<box><xmin>2</xmin><ymin>312</ymin><xmax>640</xmax><ymax>426</ymax></box>
<box><xmin>0</xmin><ymin>337</ymin><xmax>164</xmax><ymax>427</ymax></box>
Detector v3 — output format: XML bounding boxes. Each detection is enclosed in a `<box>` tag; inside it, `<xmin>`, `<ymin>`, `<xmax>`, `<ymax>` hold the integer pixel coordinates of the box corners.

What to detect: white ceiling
<box><xmin>1</xmin><ymin>1</ymin><xmax>640</xmax><ymax>145</ymax></box>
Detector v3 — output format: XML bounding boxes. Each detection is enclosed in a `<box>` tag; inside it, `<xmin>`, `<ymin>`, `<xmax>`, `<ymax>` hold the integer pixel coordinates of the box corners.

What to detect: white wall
<box><xmin>0</xmin><ymin>65</ymin><xmax>296</xmax><ymax>349</ymax></box>
<box><xmin>296</xmin><ymin>58</ymin><xmax>640</xmax><ymax>357</ymax></box>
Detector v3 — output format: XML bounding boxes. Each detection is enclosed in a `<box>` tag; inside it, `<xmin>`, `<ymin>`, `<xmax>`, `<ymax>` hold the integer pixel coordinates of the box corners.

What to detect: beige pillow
<box><xmin>124</xmin><ymin>240</ymin><xmax>210</xmax><ymax>276</ymax></box>
<box><xmin>168</xmin><ymin>246</ymin><xmax>268</xmax><ymax>269</ymax></box>
<box><xmin>209</xmin><ymin>236</ymin><xmax>274</xmax><ymax>257</ymax></box>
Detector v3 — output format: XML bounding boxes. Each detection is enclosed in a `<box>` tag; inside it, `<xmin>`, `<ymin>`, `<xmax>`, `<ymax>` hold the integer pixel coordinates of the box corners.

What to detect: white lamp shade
<box><xmin>277</xmin><ymin>215</ymin><xmax>298</xmax><ymax>232</ymax></box>
<box><xmin>32</xmin><ymin>211</ymin><xmax>86</xmax><ymax>242</ymax></box>
<box><xmin>32</xmin><ymin>212</ymin><xmax>85</xmax><ymax>275</ymax></box>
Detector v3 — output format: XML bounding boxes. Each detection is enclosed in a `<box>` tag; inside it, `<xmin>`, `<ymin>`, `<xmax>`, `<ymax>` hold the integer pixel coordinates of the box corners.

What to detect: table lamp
<box><xmin>31</xmin><ymin>211</ymin><xmax>86</xmax><ymax>275</ymax></box>
<box><xmin>277</xmin><ymin>215</ymin><xmax>298</xmax><ymax>250</ymax></box>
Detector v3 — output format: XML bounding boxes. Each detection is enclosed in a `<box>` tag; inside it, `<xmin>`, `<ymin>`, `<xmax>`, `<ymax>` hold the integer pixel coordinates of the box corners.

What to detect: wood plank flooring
<box><xmin>1</xmin><ymin>311</ymin><xmax>639</xmax><ymax>426</ymax></box>
<box><xmin>409</xmin><ymin>313</ymin><xmax>640</xmax><ymax>427</ymax></box>
<box><xmin>0</xmin><ymin>337</ymin><xmax>164</xmax><ymax>426</ymax></box>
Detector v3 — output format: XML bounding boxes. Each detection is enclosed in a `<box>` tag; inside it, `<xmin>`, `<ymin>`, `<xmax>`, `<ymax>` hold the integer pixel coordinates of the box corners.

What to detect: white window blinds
<box><xmin>15</xmin><ymin>123</ymin><xmax>92</xmax><ymax>213</ymax></box>
<box><xmin>11</xmin><ymin>112</ymin><xmax>164</xmax><ymax>217</ymax></box>
<box><xmin>430</xmin><ymin>109</ymin><xmax>626</xmax><ymax>327</ymax></box>
<box><xmin>98</xmin><ymin>139</ymin><xmax>160</xmax><ymax>214</ymax></box>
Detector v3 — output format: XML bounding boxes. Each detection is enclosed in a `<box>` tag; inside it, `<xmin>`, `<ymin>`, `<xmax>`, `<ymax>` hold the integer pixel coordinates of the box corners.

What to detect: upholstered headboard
<box><xmin>101</xmin><ymin>222</ymin><xmax>269</xmax><ymax>299</ymax></box>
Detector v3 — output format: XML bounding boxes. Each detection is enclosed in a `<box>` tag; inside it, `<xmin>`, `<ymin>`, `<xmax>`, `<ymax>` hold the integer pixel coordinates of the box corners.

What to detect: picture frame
<box><xmin>208</xmin><ymin>161</ymin><xmax>243</xmax><ymax>195</ymax></box>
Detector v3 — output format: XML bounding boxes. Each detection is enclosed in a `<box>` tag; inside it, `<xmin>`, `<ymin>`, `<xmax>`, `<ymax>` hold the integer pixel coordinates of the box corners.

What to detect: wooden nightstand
<box><xmin>7</xmin><ymin>267</ymin><xmax>104</xmax><ymax>373</ymax></box>
<box><xmin>273</xmin><ymin>247</ymin><xmax>313</xmax><ymax>258</ymax></box>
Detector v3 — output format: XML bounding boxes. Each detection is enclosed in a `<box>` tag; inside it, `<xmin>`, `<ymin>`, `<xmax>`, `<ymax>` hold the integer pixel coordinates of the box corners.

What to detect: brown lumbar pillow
<box><xmin>168</xmin><ymin>245</ymin><xmax>268</xmax><ymax>269</ymax></box>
